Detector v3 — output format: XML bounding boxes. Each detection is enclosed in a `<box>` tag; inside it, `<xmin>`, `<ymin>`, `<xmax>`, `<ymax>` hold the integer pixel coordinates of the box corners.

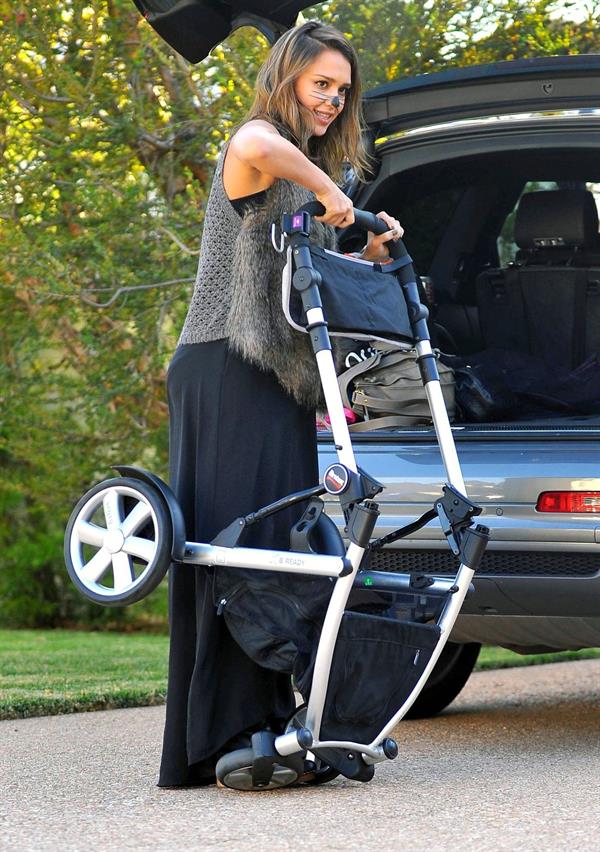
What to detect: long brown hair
<box><xmin>242</xmin><ymin>20</ymin><xmax>372</xmax><ymax>184</ymax></box>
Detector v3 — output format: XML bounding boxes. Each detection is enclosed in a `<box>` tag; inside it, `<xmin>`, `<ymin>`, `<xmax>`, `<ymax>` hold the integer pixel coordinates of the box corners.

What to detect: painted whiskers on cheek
<box><xmin>311</xmin><ymin>91</ymin><xmax>344</xmax><ymax>109</ymax></box>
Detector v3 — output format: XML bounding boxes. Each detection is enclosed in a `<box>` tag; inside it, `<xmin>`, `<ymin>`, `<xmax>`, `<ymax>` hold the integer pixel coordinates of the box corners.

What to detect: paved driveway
<box><xmin>1</xmin><ymin>659</ymin><xmax>599</xmax><ymax>851</ymax></box>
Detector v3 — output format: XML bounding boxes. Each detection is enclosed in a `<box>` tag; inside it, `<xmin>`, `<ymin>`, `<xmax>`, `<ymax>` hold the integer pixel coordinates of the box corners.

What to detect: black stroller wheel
<box><xmin>286</xmin><ymin>705</ymin><xmax>340</xmax><ymax>786</ymax></box>
<box><xmin>215</xmin><ymin>748</ymin><xmax>300</xmax><ymax>792</ymax></box>
<box><xmin>64</xmin><ymin>476</ymin><xmax>173</xmax><ymax>606</ymax></box>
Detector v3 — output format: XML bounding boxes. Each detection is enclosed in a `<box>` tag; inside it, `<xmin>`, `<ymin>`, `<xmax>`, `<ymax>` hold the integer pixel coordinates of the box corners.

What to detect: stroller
<box><xmin>65</xmin><ymin>203</ymin><xmax>489</xmax><ymax>790</ymax></box>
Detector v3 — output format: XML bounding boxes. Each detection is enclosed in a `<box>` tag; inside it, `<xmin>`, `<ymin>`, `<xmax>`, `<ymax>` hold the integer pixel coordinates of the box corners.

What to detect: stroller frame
<box><xmin>64</xmin><ymin>204</ymin><xmax>489</xmax><ymax>789</ymax></box>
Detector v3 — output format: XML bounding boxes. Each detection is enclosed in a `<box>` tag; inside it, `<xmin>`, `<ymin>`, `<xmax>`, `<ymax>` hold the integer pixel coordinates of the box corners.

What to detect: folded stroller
<box><xmin>64</xmin><ymin>203</ymin><xmax>489</xmax><ymax>790</ymax></box>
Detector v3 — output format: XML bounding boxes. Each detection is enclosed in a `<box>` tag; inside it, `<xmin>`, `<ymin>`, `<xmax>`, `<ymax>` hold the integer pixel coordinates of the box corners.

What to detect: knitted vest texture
<box><xmin>226</xmin><ymin>178</ymin><xmax>336</xmax><ymax>408</ymax></box>
<box><xmin>178</xmin><ymin>141</ymin><xmax>337</xmax><ymax>408</ymax></box>
<box><xmin>178</xmin><ymin>145</ymin><xmax>242</xmax><ymax>345</ymax></box>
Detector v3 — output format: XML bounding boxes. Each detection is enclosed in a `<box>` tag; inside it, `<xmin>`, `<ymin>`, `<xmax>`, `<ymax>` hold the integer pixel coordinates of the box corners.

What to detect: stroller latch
<box><xmin>435</xmin><ymin>484</ymin><xmax>484</xmax><ymax>559</ymax></box>
<box><xmin>346</xmin><ymin>500</ymin><xmax>380</xmax><ymax>548</ymax></box>
<box><xmin>281</xmin><ymin>209</ymin><xmax>312</xmax><ymax>236</ymax></box>
<box><xmin>410</xmin><ymin>574</ymin><xmax>435</xmax><ymax>590</ymax></box>
<box><xmin>459</xmin><ymin>523</ymin><xmax>490</xmax><ymax>571</ymax></box>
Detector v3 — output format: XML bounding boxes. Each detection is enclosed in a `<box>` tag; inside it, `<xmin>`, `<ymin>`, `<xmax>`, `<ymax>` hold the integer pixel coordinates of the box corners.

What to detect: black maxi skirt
<box><xmin>158</xmin><ymin>340</ymin><xmax>319</xmax><ymax>787</ymax></box>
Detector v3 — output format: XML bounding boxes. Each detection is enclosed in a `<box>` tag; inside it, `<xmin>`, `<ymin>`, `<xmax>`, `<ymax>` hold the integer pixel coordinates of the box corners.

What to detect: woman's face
<box><xmin>293</xmin><ymin>48</ymin><xmax>352</xmax><ymax>137</ymax></box>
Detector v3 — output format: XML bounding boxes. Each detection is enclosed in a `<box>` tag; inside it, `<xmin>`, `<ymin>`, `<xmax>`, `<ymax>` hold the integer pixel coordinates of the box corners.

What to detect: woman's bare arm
<box><xmin>225</xmin><ymin>120</ymin><xmax>354</xmax><ymax>227</ymax></box>
<box><xmin>226</xmin><ymin>120</ymin><xmax>403</xmax><ymax>252</ymax></box>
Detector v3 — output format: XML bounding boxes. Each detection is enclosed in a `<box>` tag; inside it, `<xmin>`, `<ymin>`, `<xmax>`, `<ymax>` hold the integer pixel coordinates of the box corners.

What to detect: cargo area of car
<box><xmin>342</xmin><ymin>133</ymin><xmax>600</xmax><ymax>431</ymax></box>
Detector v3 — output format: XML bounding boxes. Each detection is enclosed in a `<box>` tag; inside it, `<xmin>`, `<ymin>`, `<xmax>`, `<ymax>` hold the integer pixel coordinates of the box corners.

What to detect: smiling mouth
<box><xmin>314</xmin><ymin>110</ymin><xmax>334</xmax><ymax>122</ymax></box>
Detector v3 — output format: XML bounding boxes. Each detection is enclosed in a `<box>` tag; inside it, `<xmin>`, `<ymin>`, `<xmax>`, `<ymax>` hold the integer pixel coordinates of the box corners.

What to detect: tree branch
<box><xmin>80</xmin><ymin>277</ymin><xmax>195</xmax><ymax>307</ymax></box>
<box><xmin>158</xmin><ymin>225</ymin><xmax>200</xmax><ymax>255</ymax></box>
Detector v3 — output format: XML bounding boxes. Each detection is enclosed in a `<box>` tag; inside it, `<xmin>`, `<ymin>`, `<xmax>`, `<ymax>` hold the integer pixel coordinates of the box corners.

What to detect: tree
<box><xmin>0</xmin><ymin>0</ymin><xmax>269</xmax><ymax>626</ymax></box>
<box><xmin>324</xmin><ymin>0</ymin><xmax>600</xmax><ymax>87</ymax></box>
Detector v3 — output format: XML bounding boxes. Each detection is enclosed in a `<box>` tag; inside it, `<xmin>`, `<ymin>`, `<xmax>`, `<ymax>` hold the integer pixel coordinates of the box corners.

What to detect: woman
<box><xmin>158</xmin><ymin>19</ymin><xmax>403</xmax><ymax>788</ymax></box>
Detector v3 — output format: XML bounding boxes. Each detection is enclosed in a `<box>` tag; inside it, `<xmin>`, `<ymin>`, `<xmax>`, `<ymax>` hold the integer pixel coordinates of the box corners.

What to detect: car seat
<box><xmin>476</xmin><ymin>189</ymin><xmax>600</xmax><ymax>368</ymax></box>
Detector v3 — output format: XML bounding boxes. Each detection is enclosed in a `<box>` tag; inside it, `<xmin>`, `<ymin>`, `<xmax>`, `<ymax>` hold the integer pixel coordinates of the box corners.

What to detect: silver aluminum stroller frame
<box><xmin>64</xmin><ymin>204</ymin><xmax>489</xmax><ymax>790</ymax></box>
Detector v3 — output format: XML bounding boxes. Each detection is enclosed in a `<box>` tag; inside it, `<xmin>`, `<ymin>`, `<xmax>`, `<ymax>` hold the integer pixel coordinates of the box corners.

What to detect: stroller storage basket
<box><xmin>319</xmin><ymin>611</ymin><xmax>441</xmax><ymax>743</ymax></box>
<box><xmin>213</xmin><ymin>570</ymin><xmax>332</xmax><ymax>683</ymax></box>
<box><xmin>283</xmin><ymin>245</ymin><xmax>416</xmax><ymax>348</ymax></box>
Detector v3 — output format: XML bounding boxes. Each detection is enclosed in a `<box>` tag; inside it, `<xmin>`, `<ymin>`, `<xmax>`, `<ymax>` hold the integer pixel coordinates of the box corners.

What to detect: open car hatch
<box><xmin>132</xmin><ymin>0</ymin><xmax>315</xmax><ymax>62</ymax></box>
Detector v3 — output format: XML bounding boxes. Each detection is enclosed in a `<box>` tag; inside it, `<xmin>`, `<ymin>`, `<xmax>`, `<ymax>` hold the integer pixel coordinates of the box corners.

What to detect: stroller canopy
<box><xmin>132</xmin><ymin>0</ymin><xmax>311</xmax><ymax>63</ymax></box>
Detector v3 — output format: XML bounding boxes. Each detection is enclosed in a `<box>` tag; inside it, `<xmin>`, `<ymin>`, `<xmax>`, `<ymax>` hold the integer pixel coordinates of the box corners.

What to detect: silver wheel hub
<box><xmin>104</xmin><ymin>529</ymin><xmax>125</xmax><ymax>554</ymax></box>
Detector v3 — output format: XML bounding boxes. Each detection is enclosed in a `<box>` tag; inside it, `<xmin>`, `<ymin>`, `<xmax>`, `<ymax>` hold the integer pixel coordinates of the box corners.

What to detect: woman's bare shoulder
<box><xmin>230</xmin><ymin>119</ymin><xmax>280</xmax><ymax>148</ymax></box>
<box><xmin>224</xmin><ymin>121</ymin><xmax>280</xmax><ymax>197</ymax></box>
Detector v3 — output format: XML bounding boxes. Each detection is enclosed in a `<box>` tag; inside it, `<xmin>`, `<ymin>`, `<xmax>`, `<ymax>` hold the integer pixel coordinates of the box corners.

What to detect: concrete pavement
<box><xmin>1</xmin><ymin>659</ymin><xmax>599</xmax><ymax>851</ymax></box>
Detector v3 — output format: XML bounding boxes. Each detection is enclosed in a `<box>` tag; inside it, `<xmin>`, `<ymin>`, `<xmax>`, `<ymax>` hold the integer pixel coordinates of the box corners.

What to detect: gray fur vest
<box><xmin>225</xmin><ymin>179</ymin><xmax>337</xmax><ymax>409</ymax></box>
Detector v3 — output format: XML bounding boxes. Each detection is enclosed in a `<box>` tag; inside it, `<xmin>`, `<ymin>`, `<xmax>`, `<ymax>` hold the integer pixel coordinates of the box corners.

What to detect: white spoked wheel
<box><xmin>64</xmin><ymin>477</ymin><xmax>173</xmax><ymax>606</ymax></box>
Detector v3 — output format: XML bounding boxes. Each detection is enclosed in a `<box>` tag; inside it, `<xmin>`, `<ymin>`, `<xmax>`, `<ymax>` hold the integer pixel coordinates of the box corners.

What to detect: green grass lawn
<box><xmin>0</xmin><ymin>630</ymin><xmax>169</xmax><ymax>719</ymax></box>
<box><xmin>1</xmin><ymin>629</ymin><xmax>599</xmax><ymax>721</ymax></box>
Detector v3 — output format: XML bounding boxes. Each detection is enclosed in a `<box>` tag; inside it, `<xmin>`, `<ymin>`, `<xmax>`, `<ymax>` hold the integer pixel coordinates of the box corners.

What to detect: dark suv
<box><xmin>318</xmin><ymin>55</ymin><xmax>600</xmax><ymax>710</ymax></box>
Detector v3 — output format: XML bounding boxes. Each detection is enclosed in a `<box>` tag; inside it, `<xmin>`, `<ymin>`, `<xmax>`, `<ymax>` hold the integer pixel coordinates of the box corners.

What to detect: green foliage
<box><xmin>1</xmin><ymin>0</ymin><xmax>599</xmax><ymax>627</ymax></box>
<box><xmin>0</xmin><ymin>1</ymin><xmax>268</xmax><ymax>626</ymax></box>
<box><xmin>326</xmin><ymin>0</ymin><xmax>600</xmax><ymax>87</ymax></box>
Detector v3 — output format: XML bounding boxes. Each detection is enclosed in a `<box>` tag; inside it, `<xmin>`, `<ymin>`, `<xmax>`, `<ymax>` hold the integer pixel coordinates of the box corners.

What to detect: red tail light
<box><xmin>536</xmin><ymin>491</ymin><xmax>600</xmax><ymax>513</ymax></box>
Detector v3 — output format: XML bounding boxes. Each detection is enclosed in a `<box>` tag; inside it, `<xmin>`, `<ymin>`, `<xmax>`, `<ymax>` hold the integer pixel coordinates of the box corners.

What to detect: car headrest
<box><xmin>514</xmin><ymin>189</ymin><xmax>599</xmax><ymax>250</ymax></box>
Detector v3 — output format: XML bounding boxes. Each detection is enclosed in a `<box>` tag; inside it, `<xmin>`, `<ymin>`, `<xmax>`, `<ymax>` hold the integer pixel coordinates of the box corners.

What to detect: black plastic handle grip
<box><xmin>296</xmin><ymin>201</ymin><xmax>407</xmax><ymax>261</ymax></box>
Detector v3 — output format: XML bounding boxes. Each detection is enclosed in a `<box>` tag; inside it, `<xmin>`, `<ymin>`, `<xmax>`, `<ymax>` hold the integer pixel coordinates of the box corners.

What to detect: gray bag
<box><xmin>338</xmin><ymin>348</ymin><xmax>455</xmax><ymax>431</ymax></box>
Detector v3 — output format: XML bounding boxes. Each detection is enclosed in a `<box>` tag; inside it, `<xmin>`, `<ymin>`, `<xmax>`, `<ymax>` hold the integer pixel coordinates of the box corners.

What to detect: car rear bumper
<box><xmin>318</xmin><ymin>433</ymin><xmax>600</xmax><ymax>649</ymax></box>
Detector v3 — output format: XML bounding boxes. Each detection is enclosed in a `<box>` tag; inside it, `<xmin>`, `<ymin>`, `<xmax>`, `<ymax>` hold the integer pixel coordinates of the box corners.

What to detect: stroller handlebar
<box><xmin>294</xmin><ymin>201</ymin><xmax>409</xmax><ymax>262</ymax></box>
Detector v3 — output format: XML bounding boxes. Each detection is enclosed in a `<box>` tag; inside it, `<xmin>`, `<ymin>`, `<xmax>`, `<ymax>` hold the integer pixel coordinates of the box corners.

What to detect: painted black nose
<box><xmin>331</xmin><ymin>96</ymin><xmax>340</xmax><ymax>109</ymax></box>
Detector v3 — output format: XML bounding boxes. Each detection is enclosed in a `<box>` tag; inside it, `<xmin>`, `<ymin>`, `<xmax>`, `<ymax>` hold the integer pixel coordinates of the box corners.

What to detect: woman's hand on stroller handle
<box><xmin>313</xmin><ymin>182</ymin><xmax>355</xmax><ymax>228</ymax></box>
<box><xmin>304</xmin><ymin>201</ymin><xmax>407</xmax><ymax>261</ymax></box>
<box><xmin>359</xmin><ymin>210</ymin><xmax>404</xmax><ymax>263</ymax></box>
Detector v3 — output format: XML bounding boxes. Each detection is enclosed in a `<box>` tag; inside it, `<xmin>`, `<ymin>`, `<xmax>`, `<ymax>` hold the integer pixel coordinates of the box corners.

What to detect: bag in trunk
<box><xmin>338</xmin><ymin>348</ymin><xmax>455</xmax><ymax>431</ymax></box>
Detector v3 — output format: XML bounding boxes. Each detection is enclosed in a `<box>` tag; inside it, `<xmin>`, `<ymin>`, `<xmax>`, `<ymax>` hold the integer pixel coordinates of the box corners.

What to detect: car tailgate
<box><xmin>317</xmin><ymin>429</ymin><xmax>600</xmax><ymax>551</ymax></box>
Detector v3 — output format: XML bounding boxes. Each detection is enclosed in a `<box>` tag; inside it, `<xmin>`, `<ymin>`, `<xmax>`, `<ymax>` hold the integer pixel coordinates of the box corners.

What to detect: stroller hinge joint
<box><xmin>211</xmin><ymin>517</ymin><xmax>247</xmax><ymax>548</ymax></box>
<box><xmin>346</xmin><ymin>500</ymin><xmax>380</xmax><ymax>548</ymax></box>
<box><xmin>334</xmin><ymin>465</ymin><xmax>383</xmax><ymax>508</ymax></box>
<box><xmin>435</xmin><ymin>484</ymin><xmax>484</xmax><ymax>559</ymax></box>
<box><xmin>339</xmin><ymin>558</ymin><xmax>354</xmax><ymax>577</ymax></box>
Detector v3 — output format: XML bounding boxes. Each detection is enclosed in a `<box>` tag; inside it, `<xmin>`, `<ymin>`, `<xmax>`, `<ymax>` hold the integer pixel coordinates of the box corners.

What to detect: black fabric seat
<box><xmin>476</xmin><ymin>189</ymin><xmax>600</xmax><ymax>368</ymax></box>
